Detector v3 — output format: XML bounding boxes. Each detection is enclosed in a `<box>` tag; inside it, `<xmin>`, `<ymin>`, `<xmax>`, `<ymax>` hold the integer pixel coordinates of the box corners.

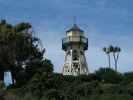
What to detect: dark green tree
<box><xmin>25</xmin><ymin>59</ymin><xmax>53</xmax><ymax>81</ymax></box>
<box><xmin>95</xmin><ymin>68</ymin><xmax>122</xmax><ymax>83</ymax></box>
<box><xmin>0</xmin><ymin>19</ymin><xmax>44</xmax><ymax>84</ymax></box>
<box><xmin>122</xmin><ymin>72</ymin><xmax>133</xmax><ymax>85</ymax></box>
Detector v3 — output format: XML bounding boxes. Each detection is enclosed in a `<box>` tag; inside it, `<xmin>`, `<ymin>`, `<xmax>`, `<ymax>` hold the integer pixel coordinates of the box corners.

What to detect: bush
<box><xmin>95</xmin><ymin>68</ymin><xmax>122</xmax><ymax>83</ymax></box>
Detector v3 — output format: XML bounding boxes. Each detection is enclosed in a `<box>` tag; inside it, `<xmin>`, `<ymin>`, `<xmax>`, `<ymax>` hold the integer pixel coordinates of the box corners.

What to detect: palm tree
<box><xmin>103</xmin><ymin>45</ymin><xmax>121</xmax><ymax>71</ymax></box>
<box><xmin>103</xmin><ymin>47</ymin><xmax>111</xmax><ymax>68</ymax></box>
<box><xmin>112</xmin><ymin>47</ymin><xmax>121</xmax><ymax>71</ymax></box>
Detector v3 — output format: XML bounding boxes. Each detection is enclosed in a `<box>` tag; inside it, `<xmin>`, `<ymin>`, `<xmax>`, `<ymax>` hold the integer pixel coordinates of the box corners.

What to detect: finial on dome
<box><xmin>73</xmin><ymin>16</ymin><xmax>77</xmax><ymax>26</ymax></box>
<box><xmin>66</xmin><ymin>17</ymin><xmax>84</xmax><ymax>33</ymax></box>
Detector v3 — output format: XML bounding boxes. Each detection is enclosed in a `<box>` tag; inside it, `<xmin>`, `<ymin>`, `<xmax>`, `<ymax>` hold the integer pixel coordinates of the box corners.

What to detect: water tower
<box><xmin>62</xmin><ymin>23</ymin><xmax>89</xmax><ymax>76</ymax></box>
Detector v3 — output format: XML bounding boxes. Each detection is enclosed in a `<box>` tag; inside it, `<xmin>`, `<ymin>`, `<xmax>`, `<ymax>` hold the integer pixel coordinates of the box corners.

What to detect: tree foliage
<box><xmin>95</xmin><ymin>68</ymin><xmax>122</xmax><ymax>83</ymax></box>
<box><xmin>0</xmin><ymin>20</ymin><xmax>52</xmax><ymax>86</ymax></box>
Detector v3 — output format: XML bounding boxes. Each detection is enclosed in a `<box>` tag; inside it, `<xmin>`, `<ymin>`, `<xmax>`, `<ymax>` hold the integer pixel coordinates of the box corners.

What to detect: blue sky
<box><xmin>0</xmin><ymin>0</ymin><xmax>133</xmax><ymax>73</ymax></box>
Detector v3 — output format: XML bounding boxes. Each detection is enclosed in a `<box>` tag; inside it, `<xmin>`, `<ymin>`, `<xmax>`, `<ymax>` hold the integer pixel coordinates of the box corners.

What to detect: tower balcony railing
<box><xmin>62</xmin><ymin>36</ymin><xmax>88</xmax><ymax>44</ymax></box>
<box><xmin>62</xmin><ymin>36</ymin><xmax>88</xmax><ymax>50</ymax></box>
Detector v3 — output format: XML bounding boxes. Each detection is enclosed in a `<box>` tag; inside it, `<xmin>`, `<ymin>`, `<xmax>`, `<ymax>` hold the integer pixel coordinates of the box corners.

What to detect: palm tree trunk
<box><xmin>116</xmin><ymin>53</ymin><xmax>120</xmax><ymax>71</ymax></box>
<box><xmin>108</xmin><ymin>54</ymin><xmax>111</xmax><ymax>68</ymax></box>
<box><xmin>113</xmin><ymin>53</ymin><xmax>117</xmax><ymax>71</ymax></box>
<box><xmin>113</xmin><ymin>52</ymin><xmax>120</xmax><ymax>71</ymax></box>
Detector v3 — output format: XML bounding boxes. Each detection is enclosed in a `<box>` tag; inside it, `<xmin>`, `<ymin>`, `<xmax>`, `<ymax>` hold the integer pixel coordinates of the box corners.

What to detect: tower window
<box><xmin>73</xmin><ymin>55</ymin><xmax>78</xmax><ymax>60</ymax></box>
<box><xmin>78</xmin><ymin>68</ymin><xmax>80</xmax><ymax>71</ymax></box>
<box><xmin>73</xmin><ymin>50</ymin><xmax>79</xmax><ymax>60</ymax></box>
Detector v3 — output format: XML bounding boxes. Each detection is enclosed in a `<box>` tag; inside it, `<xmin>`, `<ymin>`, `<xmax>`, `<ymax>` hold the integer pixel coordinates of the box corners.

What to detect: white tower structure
<box><xmin>62</xmin><ymin>24</ymin><xmax>89</xmax><ymax>76</ymax></box>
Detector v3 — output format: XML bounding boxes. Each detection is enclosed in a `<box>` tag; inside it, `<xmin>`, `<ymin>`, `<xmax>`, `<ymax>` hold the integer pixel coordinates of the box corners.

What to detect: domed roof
<box><xmin>66</xmin><ymin>24</ymin><xmax>84</xmax><ymax>33</ymax></box>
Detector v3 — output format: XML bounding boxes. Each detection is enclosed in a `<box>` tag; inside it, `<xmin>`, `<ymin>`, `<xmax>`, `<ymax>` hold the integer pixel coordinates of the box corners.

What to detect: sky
<box><xmin>0</xmin><ymin>0</ymin><xmax>133</xmax><ymax>73</ymax></box>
